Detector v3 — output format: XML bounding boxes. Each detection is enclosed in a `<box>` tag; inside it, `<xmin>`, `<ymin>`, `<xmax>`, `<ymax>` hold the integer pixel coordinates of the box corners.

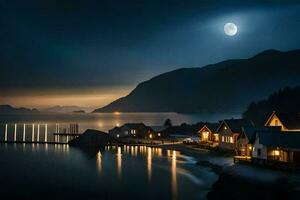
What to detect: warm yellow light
<box><xmin>248</xmin><ymin>146</ymin><xmax>252</xmax><ymax>150</ymax></box>
<box><xmin>149</xmin><ymin>134</ymin><xmax>153</xmax><ymax>139</ymax></box>
<box><xmin>114</xmin><ymin>111</ymin><xmax>121</xmax><ymax>115</ymax></box>
<box><xmin>274</xmin><ymin>150</ymin><xmax>280</xmax><ymax>156</ymax></box>
<box><xmin>202</xmin><ymin>131</ymin><xmax>209</xmax><ymax>140</ymax></box>
<box><xmin>158</xmin><ymin>133</ymin><xmax>161</xmax><ymax>137</ymax></box>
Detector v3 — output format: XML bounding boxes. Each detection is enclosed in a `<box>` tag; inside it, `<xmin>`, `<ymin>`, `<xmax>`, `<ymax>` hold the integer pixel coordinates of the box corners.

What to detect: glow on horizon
<box><xmin>0</xmin><ymin>86</ymin><xmax>133</xmax><ymax>110</ymax></box>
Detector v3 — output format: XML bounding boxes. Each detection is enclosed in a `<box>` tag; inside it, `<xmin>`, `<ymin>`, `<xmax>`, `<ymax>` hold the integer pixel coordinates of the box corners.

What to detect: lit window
<box><xmin>202</xmin><ymin>131</ymin><xmax>209</xmax><ymax>141</ymax></box>
<box><xmin>158</xmin><ymin>133</ymin><xmax>161</xmax><ymax>137</ymax></box>
<box><xmin>273</xmin><ymin>150</ymin><xmax>280</xmax><ymax>156</ymax></box>
<box><xmin>222</xmin><ymin>136</ymin><xmax>225</xmax><ymax>142</ymax></box>
<box><xmin>230</xmin><ymin>137</ymin><xmax>234</xmax><ymax>143</ymax></box>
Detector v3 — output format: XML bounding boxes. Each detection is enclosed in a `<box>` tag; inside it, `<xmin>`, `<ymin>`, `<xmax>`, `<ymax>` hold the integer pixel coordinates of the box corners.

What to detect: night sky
<box><xmin>1</xmin><ymin>0</ymin><xmax>300</xmax><ymax>109</ymax></box>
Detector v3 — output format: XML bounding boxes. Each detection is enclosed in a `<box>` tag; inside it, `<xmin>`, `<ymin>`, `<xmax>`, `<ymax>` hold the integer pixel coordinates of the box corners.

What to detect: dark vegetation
<box><xmin>243</xmin><ymin>86</ymin><xmax>300</xmax><ymax>126</ymax></box>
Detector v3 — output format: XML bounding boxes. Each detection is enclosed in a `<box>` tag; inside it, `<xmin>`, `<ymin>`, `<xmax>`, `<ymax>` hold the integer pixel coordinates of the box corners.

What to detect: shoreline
<box><xmin>127</xmin><ymin>143</ymin><xmax>300</xmax><ymax>200</ymax></box>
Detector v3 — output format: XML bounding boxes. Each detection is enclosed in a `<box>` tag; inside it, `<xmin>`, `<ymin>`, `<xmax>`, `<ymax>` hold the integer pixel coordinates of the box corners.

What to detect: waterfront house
<box><xmin>264</xmin><ymin>111</ymin><xmax>300</xmax><ymax>131</ymax></box>
<box><xmin>198</xmin><ymin>123</ymin><xmax>219</xmax><ymax>143</ymax></box>
<box><xmin>252</xmin><ymin>129</ymin><xmax>300</xmax><ymax>165</ymax></box>
<box><xmin>236</xmin><ymin>126</ymin><xmax>256</xmax><ymax>157</ymax></box>
<box><xmin>108</xmin><ymin>123</ymin><xmax>154</xmax><ymax>139</ymax></box>
<box><xmin>216</xmin><ymin>119</ymin><xmax>254</xmax><ymax>151</ymax></box>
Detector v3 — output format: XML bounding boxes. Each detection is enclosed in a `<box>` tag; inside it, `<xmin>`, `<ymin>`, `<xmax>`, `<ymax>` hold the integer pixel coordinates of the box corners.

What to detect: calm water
<box><xmin>0</xmin><ymin>112</ymin><xmax>239</xmax><ymax>132</ymax></box>
<box><xmin>0</xmin><ymin>143</ymin><xmax>218</xmax><ymax>200</ymax></box>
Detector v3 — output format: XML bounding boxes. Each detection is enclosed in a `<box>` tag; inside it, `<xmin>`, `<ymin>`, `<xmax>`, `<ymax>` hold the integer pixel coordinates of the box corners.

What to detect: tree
<box><xmin>164</xmin><ymin>118</ymin><xmax>173</xmax><ymax>127</ymax></box>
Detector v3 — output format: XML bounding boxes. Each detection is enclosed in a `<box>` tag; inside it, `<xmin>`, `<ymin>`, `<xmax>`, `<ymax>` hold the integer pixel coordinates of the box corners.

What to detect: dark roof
<box><xmin>239</xmin><ymin>126</ymin><xmax>256</xmax><ymax>143</ymax></box>
<box><xmin>205</xmin><ymin>123</ymin><xmax>219</xmax><ymax>132</ymax></box>
<box><xmin>275</xmin><ymin>112</ymin><xmax>300</xmax><ymax>129</ymax></box>
<box><xmin>256</xmin><ymin>130</ymin><xmax>300</xmax><ymax>149</ymax></box>
<box><xmin>218</xmin><ymin>119</ymin><xmax>253</xmax><ymax>133</ymax></box>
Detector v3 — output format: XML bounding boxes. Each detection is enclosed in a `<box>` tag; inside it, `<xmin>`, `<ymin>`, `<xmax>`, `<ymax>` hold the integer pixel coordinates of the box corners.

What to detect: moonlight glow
<box><xmin>224</xmin><ymin>23</ymin><xmax>238</xmax><ymax>36</ymax></box>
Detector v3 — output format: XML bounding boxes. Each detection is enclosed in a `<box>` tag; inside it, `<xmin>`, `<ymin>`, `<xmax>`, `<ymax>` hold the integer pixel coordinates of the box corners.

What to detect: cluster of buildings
<box><xmin>108</xmin><ymin>123</ymin><xmax>165</xmax><ymax>139</ymax></box>
<box><xmin>108</xmin><ymin>111</ymin><xmax>300</xmax><ymax>166</ymax></box>
<box><xmin>198</xmin><ymin>111</ymin><xmax>300</xmax><ymax>165</ymax></box>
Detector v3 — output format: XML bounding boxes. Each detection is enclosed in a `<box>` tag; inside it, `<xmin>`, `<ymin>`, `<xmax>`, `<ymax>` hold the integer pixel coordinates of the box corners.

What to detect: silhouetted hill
<box><xmin>243</xmin><ymin>86</ymin><xmax>300</xmax><ymax>126</ymax></box>
<box><xmin>94</xmin><ymin>49</ymin><xmax>300</xmax><ymax>113</ymax></box>
<box><xmin>0</xmin><ymin>105</ymin><xmax>39</xmax><ymax>114</ymax></box>
<box><xmin>40</xmin><ymin>105</ymin><xmax>91</xmax><ymax>113</ymax></box>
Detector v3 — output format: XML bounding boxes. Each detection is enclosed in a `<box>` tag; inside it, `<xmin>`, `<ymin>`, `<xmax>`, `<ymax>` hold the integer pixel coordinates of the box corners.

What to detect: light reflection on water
<box><xmin>0</xmin><ymin>143</ymin><xmax>218</xmax><ymax>200</ymax></box>
<box><xmin>101</xmin><ymin>145</ymin><xmax>195</xmax><ymax>199</ymax></box>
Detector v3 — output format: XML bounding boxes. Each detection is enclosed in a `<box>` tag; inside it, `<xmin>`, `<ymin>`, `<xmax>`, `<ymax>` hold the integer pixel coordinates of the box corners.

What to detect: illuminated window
<box><xmin>202</xmin><ymin>131</ymin><xmax>209</xmax><ymax>141</ymax></box>
<box><xmin>224</xmin><ymin>126</ymin><xmax>227</xmax><ymax>130</ymax></box>
<box><xmin>222</xmin><ymin>136</ymin><xmax>225</xmax><ymax>142</ymax></box>
<box><xmin>273</xmin><ymin>150</ymin><xmax>280</xmax><ymax>156</ymax></box>
<box><xmin>230</xmin><ymin>137</ymin><xmax>234</xmax><ymax>143</ymax></box>
<box><xmin>275</xmin><ymin>120</ymin><xmax>279</xmax><ymax>126</ymax></box>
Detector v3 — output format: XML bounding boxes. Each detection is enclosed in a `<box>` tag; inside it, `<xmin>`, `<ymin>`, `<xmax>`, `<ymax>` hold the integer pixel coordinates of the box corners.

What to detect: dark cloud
<box><xmin>0</xmin><ymin>0</ymin><xmax>299</xmax><ymax>89</ymax></box>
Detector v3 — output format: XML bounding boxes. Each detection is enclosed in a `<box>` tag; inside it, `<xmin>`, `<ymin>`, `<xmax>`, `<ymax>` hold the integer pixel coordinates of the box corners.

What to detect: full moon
<box><xmin>224</xmin><ymin>23</ymin><xmax>238</xmax><ymax>36</ymax></box>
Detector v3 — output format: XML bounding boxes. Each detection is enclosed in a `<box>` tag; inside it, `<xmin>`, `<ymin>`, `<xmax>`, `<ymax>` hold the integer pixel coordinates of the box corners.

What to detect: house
<box><xmin>216</xmin><ymin>119</ymin><xmax>254</xmax><ymax>150</ymax></box>
<box><xmin>198</xmin><ymin>123</ymin><xmax>219</xmax><ymax>143</ymax></box>
<box><xmin>264</xmin><ymin>111</ymin><xmax>300</xmax><ymax>131</ymax></box>
<box><xmin>252</xmin><ymin>129</ymin><xmax>300</xmax><ymax>164</ymax></box>
<box><xmin>236</xmin><ymin>126</ymin><xmax>256</xmax><ymax>157</ymax></box>
<box><xmin>108</xmin><ymin>123</ymin><xmax>155</xmax><ymax>139</ymax></box>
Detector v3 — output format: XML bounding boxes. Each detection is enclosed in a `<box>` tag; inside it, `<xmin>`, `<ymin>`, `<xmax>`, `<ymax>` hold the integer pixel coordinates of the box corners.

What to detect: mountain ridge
<box><xmin>93</xmin><ymin>49</ymin><xmax>300</xmax><ymax>113</ymax></box>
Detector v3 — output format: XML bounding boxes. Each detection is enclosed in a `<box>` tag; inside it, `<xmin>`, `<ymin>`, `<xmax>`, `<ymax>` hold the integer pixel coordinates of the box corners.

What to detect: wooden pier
<box><xmin>1</xmin><ymin>123</ymin><xmax>82</xmax><ymax>145</ymax></box>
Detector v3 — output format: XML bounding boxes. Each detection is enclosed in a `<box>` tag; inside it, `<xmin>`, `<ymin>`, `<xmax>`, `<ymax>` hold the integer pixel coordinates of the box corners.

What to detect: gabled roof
<box><xmin>109</xmin><ymin>123</ymin><xmax>153</xmax><ymax>133</ymax></box>
<box><xmin>238</xmin><ymin>126</ymin><xmax>256</xmax><ymax>143</ymax></box>
<box><xmin>198</xmin><ymin>123</ymin><xmax>219</xmax><ymax>133</ymax></box>
<box><xmin>265</xmin><ymin>111</ymin><xmax>300</xmax><ymax>130</ymax></box>
<box><xmin>256</xmin><ymin>130</ymin><xmax>300</xmax><ymax>149</ymax></box>
<box><xmin>216</xmin><ymin>119</ymin><xmax>254</xmax><ymax>133</ymax></box>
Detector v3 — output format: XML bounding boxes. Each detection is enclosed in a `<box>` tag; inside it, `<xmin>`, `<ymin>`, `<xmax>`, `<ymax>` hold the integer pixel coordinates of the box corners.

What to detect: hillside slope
<box><xmin>94</xmin><ymin>49</ymin><xmax>300</xmax><ymax>113</ymax></box>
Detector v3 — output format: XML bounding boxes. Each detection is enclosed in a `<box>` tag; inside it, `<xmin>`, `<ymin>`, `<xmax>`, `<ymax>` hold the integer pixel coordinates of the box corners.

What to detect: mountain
<box><xmin>41</xmin><ymin>106</ymin><xmax>91</xmax><ymax>113</ymax></box>
<box><xmin>94</xmin><ymin>49</ymin><xmax>300</xmax><ymax>113</ymax></box>
<box><xmin>0</xmin><ymin>105</ymin><xmax>39</xmax><ymax>114</ymax></box>
<box><xmin>243</xmin><ymin>86</ymin><xmax>300</xmax><ymax>126</ymax></box>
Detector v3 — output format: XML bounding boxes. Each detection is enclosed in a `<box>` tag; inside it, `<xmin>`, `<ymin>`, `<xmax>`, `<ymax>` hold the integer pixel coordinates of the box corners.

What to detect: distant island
<box><xmin>0</xmin><ymin>105</ymin><xmax>39</xmax><ymax>114</ymax></box>
<box><xmin>73</xmin><ymin>110</ymin><xmax>86</xmax><ymax>113</ymax></box>
<box><xmin>93</xmin><ymin>49</ymin><xmax>300</xmax><ymax>113</ymax></box>
<box><xmin>40</xmin><ymin>105</ymin><xmax>89</xmax><ymax>113</ymax></box>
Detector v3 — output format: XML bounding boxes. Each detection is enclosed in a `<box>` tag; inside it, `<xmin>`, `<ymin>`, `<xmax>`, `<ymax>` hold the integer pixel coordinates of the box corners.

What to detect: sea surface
<box><xmin>0</xmin><ymin>143</ymin><xmax>218</xmax><ymax>200</ymax></box>
<box><xmin>0</xmin><ymin>112</ymin><xmax>240</xmax><ymax>132</ymax></box>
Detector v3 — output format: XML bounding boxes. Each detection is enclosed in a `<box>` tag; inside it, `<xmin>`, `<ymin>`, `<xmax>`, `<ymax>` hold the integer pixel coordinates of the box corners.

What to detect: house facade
<box><xmin>216</xmin><ymin>119</ymin><xmax>253</xmax><ymax>150</ymax></box>
<box><xmin>109</xmin><ymin>123</ymin><xmax>154</xmax><ymax>139</ymax></box>
<box><xmin>264</xmin><ymin>111</ymin><xmax>300</xmax><ymax>131</ymax></box>
<box><xmin>198</xmin><ymin>123</ymin><xmax>219</xmax><ymax>143</ymax></box>
<box><xmin>252</xmin><ymin>130</ymin><xmax>300</xmax><ymax>164</ymax></box>
<box><xmin>236</xmin><ymin>126</ymin><xmax>255</xmax><ymax>157</ymax></box>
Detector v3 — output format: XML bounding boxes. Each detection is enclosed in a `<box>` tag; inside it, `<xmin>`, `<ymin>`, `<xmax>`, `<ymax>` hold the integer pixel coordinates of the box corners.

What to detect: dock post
<box><xmin>37</xmin><ymin>124</ymin><xmax>40</xmax><ymax>142</ymax></box>
<box><xmin>23</xmin><ymin>124</ymin><xmax>26</xmax><ymax>142</ymax></box>
<box><xmin>4</xmin><ymin>124</ymin><xmax>8</xmax><ymax>142</ymax></box>
<box><xmin>45</xmin><ymin>124</ymin><xmax>48</xmax><ymax>143</ymax></box>
<box><xmin>32</xmin><ymin>124</ymin><xmax>35</xmax><ymax>142</ymax></box>
<box><xmin>14</xmin><ymin>124</ymin><xmax>17</xmax><ymax>142</ymax></box>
